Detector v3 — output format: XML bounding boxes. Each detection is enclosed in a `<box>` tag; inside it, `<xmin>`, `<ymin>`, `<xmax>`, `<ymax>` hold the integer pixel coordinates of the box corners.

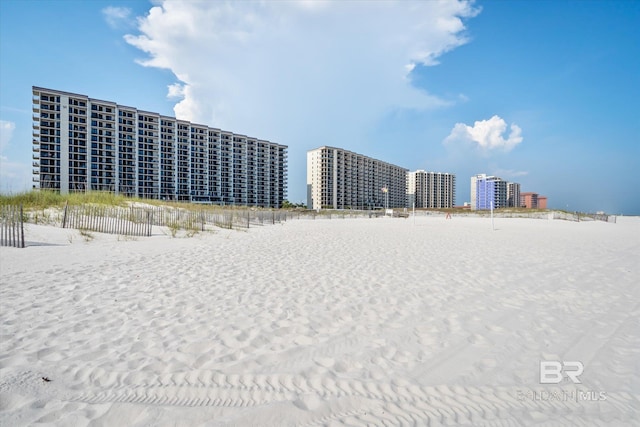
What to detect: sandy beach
<box><xmin>1</xmin><ymin>215</ymin><xmax>639</xmax><ymax>426</ymax></box>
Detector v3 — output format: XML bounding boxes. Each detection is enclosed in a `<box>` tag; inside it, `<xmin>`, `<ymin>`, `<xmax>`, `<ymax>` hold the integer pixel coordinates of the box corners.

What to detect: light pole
<box><xmin>382</xmin><ymin>186</ymin><xmax>389</xmax><ymax>214</ymax></box>
<box><xmin>385</xmin><ymin>189</ymin><xmax>388</xmax><ymax>211</ymax></box>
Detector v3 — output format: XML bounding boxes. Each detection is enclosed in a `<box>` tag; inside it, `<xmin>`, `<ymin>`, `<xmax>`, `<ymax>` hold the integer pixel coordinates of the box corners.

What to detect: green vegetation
<box><xmin>0</xmin><ymin>190</ymin><xmax>302</xmax><ymax>240</ymax></box>
<box><xmin>0</xmin><ymin>190</ymin><xmax>130</xmax><ymax>209</ymax></box>
<box><xmin>0</xmin><ymin>190</ymin><xmax>310</xmax><ymax>212</ymax></box>
<box><xmin>1</xmin><ymin>189</ymin><xmax>255</xmax><ymax>212</ymax></box>
<box><xmin>282</xmin><ymin>200</ymin><xmax>306</xmax><ymax>209</ymax></box>
<box><xmin>78</xmin><ymin>228</ymin><xmax>94</xmax><ymax>242</ymax></box>
<box><xmin>167</xmin><ymin>221</ymin><xmax>180</xmax><ymax>238</ymax></box>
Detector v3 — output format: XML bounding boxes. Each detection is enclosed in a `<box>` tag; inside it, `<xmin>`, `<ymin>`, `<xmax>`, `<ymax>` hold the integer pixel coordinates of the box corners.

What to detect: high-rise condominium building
<box><xmin>32</xmin><ymin>87</ymin><xmax>287</xmax><ymax>207</ymax></box>
<box><xmin>307</xmin><ymin>146</ymin><xmax>407</xmax><ymax>210</ymax></box>
<box><xmin>470</xmin><ymin>174</ymin><xmax>508</xmax><ymax>210</ymax></box>
<box><xmin>520</xmin><ymin>192</ymin><xmax>548</xmax><ymax>209</ymax></box>
<box><xmin>407</xmin><ymin>170</ymin><xmax>456</xmax><ymax>209</ymax></box>
<box><xmin>507</xmin><ymin>182</ymin><xmax>521</xmax><ymax>208</ymax></box>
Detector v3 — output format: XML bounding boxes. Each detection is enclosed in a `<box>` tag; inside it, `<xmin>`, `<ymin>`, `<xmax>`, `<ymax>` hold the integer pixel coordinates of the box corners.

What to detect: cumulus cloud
<box><xmin>123</xmin><ymin>1</ymin><xmax>479</xmax><ymax>135</ymax></box>
<box><xmin>444</xmin><ymin>115</ymin><xmax>523</xmax><ymax>152</ymax></box>
<box><xmin>102</xmin><ymin>6</ymin><xmax>133</xmax><ymax>29</ymax></box>
<box><xmin>166</xmin><ymin>82</ymin><xmax>185</xmax><ymax>99</ymax></box>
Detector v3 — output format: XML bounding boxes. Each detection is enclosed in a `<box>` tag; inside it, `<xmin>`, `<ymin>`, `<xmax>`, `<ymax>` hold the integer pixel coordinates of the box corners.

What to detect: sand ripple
<box><xmin>1</xmin><ymin>217</ymin><xmax>639</xmax><ymax>425</ymax></box>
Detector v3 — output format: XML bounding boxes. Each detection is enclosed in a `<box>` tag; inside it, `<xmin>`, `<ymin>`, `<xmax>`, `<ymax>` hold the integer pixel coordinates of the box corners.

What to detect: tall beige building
<box><xmin>32</xmin><ymin>87</ymin><xmax>287</xmax><ymax>207</ymax></box>
<box><xmin>307</xmin><ymin>146</ymin><xmax>407</xmax><ymax>210</ymax></box>
<box><xmin>407</xmin><ymin>170</ymin><xmax>456</xmax><ymax>208</ymax></box>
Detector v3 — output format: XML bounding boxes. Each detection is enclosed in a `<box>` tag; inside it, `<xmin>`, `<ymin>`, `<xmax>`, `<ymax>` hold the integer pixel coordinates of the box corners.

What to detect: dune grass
<box><xmin>0</xmin><ymin>189</ymin><xmax>282</xmax><ymax>213</ymax></box>
<box><xmin>0</xmin><ymin>190</ymin><xmax>131</xmax><ymax>210</ymax></box>
<box><xmin>0</xmin><ymin>190</ymin><xmax>219</xmax><ymax>211</ymax></box>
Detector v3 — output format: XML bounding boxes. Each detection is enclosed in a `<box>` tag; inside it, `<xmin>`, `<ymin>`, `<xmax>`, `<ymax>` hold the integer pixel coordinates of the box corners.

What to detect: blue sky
<box><xmin>1</xmin><ymin>0</ymin><xmax>638</xmax><ymax>214</ymax></box>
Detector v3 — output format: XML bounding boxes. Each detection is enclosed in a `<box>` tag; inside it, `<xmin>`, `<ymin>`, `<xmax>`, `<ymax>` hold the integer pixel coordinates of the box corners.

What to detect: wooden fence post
<box><xmin>10</xmin><ymin>205</ymin><xmax>13</xmax><ymax>245</ymax></box>
<box><xmin>1</xmin><ymin>206</ymin><xmax>4</xmax><ymax>246</ymax></box>
<box><xmin>62</xmin><ymin>201</ymin><xmax>69</xmax><ymax>228</ymax></box>
<box><xmin>20</xmin><ymin>204</ymin><xmax>25</xmax><ymax>248</ymax></box>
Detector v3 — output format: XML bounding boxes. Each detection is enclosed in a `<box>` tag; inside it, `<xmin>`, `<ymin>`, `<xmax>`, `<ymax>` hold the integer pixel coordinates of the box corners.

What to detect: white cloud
<box><xmin>102</xmin><ymin>6</ymin><xmax>133</xmax><ymax>29</ymax></box>
<box><xmin>166</xmin><ymin>82</ymin><xmax>185</xmax><ymax>99</ymax></box>
<box><xmin>123</xmin><ymin>0</ymin><xmax>480</xmax><ymax>136</ymax></box>
<box><xmin>444</xmin><ymin>115</ymin><xmax>523</xmax><ymax>152</ymax></box>
<box><xmin>493</xmin><ymin>168</ymin><xmax>529</xmax><ymax>178</ymax></box>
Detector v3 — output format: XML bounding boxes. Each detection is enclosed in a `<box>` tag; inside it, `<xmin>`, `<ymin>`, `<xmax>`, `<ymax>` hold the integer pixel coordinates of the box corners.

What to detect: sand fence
<box><xmin>18</xmin><ymin>204</ymin><xmax>385</xmax><ymax>241</ymax></box>
<box><xmin>147</xmin><ymin>206</ymin><xmax>291</xmax><ymax>230</ymax></box>
<box><xmin>412</xmin><ymin>209</ymin><xmax>616</xmax><ymax>223</ymax></box>
<box><xmin>15</xmin><ymin>203</ymin><xmax>617</xmax><ymax>243</ymax></box>
<box><xmin>56</xmin><ymin>203</ymin><xmax>297</xmax><ymax>237</ymax></box>
<box><xmin>61</xmin><ymin>203</ymin><xmax>154</xmax><ymax>237</ymax></box>
<box><xmin>0</xmin><ymin>204</ymin><xmax>25</xmax><ymax>248</ymax></box>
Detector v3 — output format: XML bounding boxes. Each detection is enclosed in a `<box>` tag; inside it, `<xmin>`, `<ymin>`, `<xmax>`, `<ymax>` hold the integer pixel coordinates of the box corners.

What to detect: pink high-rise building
<box><xmin>538</xmin><ymin>196</ymin><xmax>548</xmax><ymax>209</ymax></box>
<box><xmin>520</xmin><ymin>192</ymin><xmax>548</xmax><ymax>209</ymax></box>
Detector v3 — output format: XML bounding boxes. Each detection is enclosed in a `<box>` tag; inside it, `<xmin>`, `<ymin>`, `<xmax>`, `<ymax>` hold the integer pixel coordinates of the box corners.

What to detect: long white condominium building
<box><xmin>407</xmin><ymin>170</ymin><xmax>456</xmax><ymax>209</ymax></box>
<box><xmin>32</xmin><ymin>87</ymin><xmax>287</xmax><ymax>208</ymax></box>
<box><xmin>307</xmin><ymin>146</ymin><xmax>408</xmax><ymax>210</ymax></box>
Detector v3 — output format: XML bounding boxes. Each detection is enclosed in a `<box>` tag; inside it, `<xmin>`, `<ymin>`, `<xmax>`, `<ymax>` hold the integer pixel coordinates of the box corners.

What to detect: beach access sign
<box><xmin>540</xmin><ymin>361</ymin><xmax>584</xmax><ymax>384</ymax></box>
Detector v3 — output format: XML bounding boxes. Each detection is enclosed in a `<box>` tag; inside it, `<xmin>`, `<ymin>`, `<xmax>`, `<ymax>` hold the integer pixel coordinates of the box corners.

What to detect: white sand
<box><xmin>1</xmin><ymin>215</ymin><xmax>639</xmax><ymax>426</ymax></box>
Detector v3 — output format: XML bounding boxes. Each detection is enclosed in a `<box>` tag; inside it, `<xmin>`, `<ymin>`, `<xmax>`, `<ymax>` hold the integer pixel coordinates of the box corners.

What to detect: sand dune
<box><xmin>1</xmin><ymin>215</ymin><xmax>639</xmax><ymax>426</ymax></box>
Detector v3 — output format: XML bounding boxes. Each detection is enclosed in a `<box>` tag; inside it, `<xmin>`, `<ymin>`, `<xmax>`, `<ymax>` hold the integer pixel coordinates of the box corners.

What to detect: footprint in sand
<box><xmin>467</xmin><ymin>333</ymin><xmax>489</xmax><ymax>345</ymax></box>
<box><xmin>292</xmin><ymin>393</ymin><xmax>325</xmax><ymax>411</ymax></box>
<box><xmin>36</xmin><ymin>348</ymin><xmax>64</xmax><ymax>362</ymax></box>
<box><xmin>313</xmin><ymin>357</ymin><xmax>335</xmax><ymax>369</ymax></box>
<box><xmin>293</xmin><ymin>336</ymin><xmax>314</xmax><ymax>346</ymax></box>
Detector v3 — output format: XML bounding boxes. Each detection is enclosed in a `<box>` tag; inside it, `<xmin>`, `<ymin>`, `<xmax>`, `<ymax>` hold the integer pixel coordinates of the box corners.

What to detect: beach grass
<box><xmin>0</xmin><ymin>189</ymin><xmax>131</xmax><ymax>209</ymax></box>
<box><xmin>0</xmin><ymin>189</ymin><xmax>290</xmax><ymax>213</ymax></box>
<box><xmin>0</xmin><ymin>190</ymin><xmax>256</xmax><ymax>212</ymax></box>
